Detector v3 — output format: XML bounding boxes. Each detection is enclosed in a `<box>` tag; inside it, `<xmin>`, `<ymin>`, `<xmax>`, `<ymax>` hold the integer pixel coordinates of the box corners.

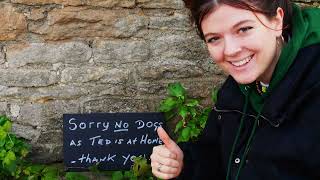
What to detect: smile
<box><xmin>229</xmin><ymin>55</ymin><xmax>253</xmax><ymax>67</ymax></box>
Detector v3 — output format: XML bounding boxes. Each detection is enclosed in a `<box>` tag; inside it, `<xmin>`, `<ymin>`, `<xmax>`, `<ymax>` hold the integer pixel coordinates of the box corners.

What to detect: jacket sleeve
<box><xmin>176</xmin><ymin>109</ymin><xmax>224</xmax><ymax>180</ymax></box>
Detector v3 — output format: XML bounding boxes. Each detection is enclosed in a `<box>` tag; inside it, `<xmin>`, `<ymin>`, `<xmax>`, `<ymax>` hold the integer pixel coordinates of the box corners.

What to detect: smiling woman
<box><xmin>150</xmin><ymin>0</ymin><xmax>320</xmax><ymax>179</ymax></box>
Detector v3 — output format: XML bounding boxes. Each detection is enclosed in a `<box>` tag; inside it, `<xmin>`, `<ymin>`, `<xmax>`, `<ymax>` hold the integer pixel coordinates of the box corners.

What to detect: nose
<box><xmin>223</xmin><ymin>37</ymin><xmax>242</xmax><ymax>56</ymax></box>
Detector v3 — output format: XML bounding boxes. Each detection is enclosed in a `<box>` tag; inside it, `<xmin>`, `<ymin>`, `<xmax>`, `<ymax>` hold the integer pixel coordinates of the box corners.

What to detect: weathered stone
<box><xmin>61</xmin><ymin>67</ymin><xmax>105</xmax><ymax>83</ymax></box>
<box><xmin>136</xmin><ymin>82</ymin><xmax>166</xmax><ymax>95</ymax></box>
<box><xmin>9</xmin><ymin>104</ymin><xmax>20</xmax><ymax>118</ymax></box>
<box><xmin>61</xmin><ymin>67</ymin><xmax>130</xmax><ymax>84</ymax></box>
<box><xmin>150</xmin><ymin>33</ymin><xmax>208</xmax><ymax>60</ymax></box>
<box><xmin>26</xmin><ymin>8</ymin><xmax>46</xmax><ymax>20</ymax></box>
<box><xmin>0</xmin><ymin>47</ymin><xmax>5</xmax><ymax>64</ymax></box>
<box><xmin>148</xmin><ymin>10</ymin><xmax>191</xmax><ymax>30</ymax></box>
<box><xmin>0</xmin><ymin>69</ymin><xmax>57</xmax><ymax>87</ymax></box>
<box><xmin>0</xmin><ymin>102</ymin><xmax>7</xmax><ymax>115</ymax></box>
<box><xmin>137</xmin><ymin>0</ymin><xmax>185</xmax><ymax>9</ymax></box>
<box><xmin>29</xmin><ymin>7</ymin><xmax>147</xmax><ymax>40</ymax></box>
<box><xmin>81</xmin><ymin>98</ymin><xmax>151</xmax><ymax>113</ymax></box>
<box><xmin>15</xmin><ymin>100</ymin><xmax>79</xmax><ymax>128</ymax></box>
<box><xmin>30</xmin><ymin>144</ymin><xmax>63</xmax><ymax>163</ymax></box>
<box><xmin>0</xmin><ymin>4</ymin><xmax>27</xmax><ymax>41</ymax></box>
<box><xmin>0</xmin><ymin>85</ymin><xmax>91</xmax><ymax>101</ymax></box>
<box><xmin>6</xmin><ymin>42</ymin><xmax>92</xmax><ymax>68</ymax></box>
<box><xmin>93</xmin><ymin>40</ymin><xmax>149</xmax><ymax>64</ymax></box>
<box><xmin>138</xmin><ymin>59</ymin><xmax>204</xmax><ymax>80</ymax></box>
<box><xmin>12</xmin><ymin>0</ymin><xmax>135</xmax><ymax>8</ymax></box>
<box><xmin>12</xmin><ymin>123</ymin><xmax>40</xmax><ymax>142</ymax></box>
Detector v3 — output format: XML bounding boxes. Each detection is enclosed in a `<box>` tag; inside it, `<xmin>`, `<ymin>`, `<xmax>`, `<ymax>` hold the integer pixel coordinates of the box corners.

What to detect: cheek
<box><xmin>207</xmin><ymin>46</ymin><xmax>223</xmax><ymax>63</ymax></box>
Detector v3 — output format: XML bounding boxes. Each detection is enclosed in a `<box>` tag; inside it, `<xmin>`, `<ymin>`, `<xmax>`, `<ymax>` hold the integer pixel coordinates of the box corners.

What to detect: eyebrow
<box><xmin>203</xmin><ymin>19</ymin><xmax>255</xmax><ymax>39</ymax></box>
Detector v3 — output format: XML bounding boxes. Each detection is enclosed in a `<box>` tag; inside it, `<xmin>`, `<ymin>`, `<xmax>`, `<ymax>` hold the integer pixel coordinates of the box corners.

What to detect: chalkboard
<box><xmin>63</xmin><ymin>113</ymin><xmax>165</xmax><ymax>171</ymax></box>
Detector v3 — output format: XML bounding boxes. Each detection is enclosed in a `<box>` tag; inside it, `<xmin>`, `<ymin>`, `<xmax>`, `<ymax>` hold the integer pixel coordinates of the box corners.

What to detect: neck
<box><xmin>258</xmin><ymin>36</ymin><xmax>284</xmax><ymax>84</ymax></box>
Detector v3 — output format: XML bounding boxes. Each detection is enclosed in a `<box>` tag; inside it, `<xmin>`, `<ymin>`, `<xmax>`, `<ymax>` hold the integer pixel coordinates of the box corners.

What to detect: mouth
<box><xmin>228</xmin><ymin>54</ymin><xmax>254</xmax><ymax>67</ymax></box>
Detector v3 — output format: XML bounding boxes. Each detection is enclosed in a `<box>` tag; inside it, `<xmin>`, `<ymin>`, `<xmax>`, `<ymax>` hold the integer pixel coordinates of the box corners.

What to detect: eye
<box><xmin>206</xmin><ymin>36</ymin><xmax>220</xmax><ymax>43</ymax></box>
<box><xmin>238</xmin><ymin>26</ymin><xmax>253</xmax><ymax>33</ymax></box>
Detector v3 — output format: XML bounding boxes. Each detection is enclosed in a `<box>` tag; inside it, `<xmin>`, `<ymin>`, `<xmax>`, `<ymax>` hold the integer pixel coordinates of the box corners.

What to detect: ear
<box><xmin>273</xmin><ymin>7</ymin><xmax>284</xmax><ymax>36</ymax></box>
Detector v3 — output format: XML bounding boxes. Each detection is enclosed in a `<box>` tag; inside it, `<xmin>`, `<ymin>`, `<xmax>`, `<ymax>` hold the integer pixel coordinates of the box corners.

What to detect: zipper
<box><xmin>213</xmin><ymin>106</ymin><xmax>280</xmax><ymax>128</ymax></box>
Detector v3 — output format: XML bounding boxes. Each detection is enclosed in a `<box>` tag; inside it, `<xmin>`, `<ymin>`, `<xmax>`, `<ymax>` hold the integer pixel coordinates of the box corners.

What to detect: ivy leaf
<box><xmin>0</xmin><ymin>129</ymin><xmax>7</xmax><ymax>141</ymax></box>
<box><xmin>0</xmin><ymin>116</ymin><xmax>9</xmax><ymax>126</ymax></box>
<box><xmin>112</xmin><ymin>171</ymin><xmax>124</xmax><ymax>180</ymax></box>
<box><xmin>168</xmin><ymin>83</ymin><xmax>186</xmax><ymax>99</ymax></box>
<box><xmin>20</xmin><ymin>147</ymin><xmax>29</xmax><ymax>158</ymax></box>
<box><xmin>185</xmin><ymin>99</ymin><xmax>199</xmax><ymax>107</ymax></box>
<box><xmin>132</xmin><ymin>156</ymin><xmax>150</xmax><ymax>177</ymax></box>
<box><xmin>5</xmin><ymin>139</ymin><xmax>15</xmax><ymax>150</ymax></box>
<box><xmin>42</xmin><ymin>166</ymin><xmax>59</xmax><ymax>180</ymax></box>
<box><xmin>181</xmin><ymin>127</ymin><xmax>191</xmax><ymax>142</ymax></box>
<box><xmin>0</xmin><ymin>149</ymin><xmax>7</xmax><ymax>158</ymax></box>
<box><xmin>2</xmin><ymin>121</ymin><xmax>12</xmax><ymax>132</ymax></box>
<box><xmin>178</xmin><ymin>106</ymin><xmax>188</xmax><ymax>120</ymax></box>
<box><xmin>29</xmin><ymin>164</ymin><xmax>45</xmax><ymax>174</ymax></box>
<box><xmin>159</xmin><ymin>97</ymin><xmax>177</xmax><ymax>112</ymax></box>
<box><xmin>3</xmin><ymin>150</ymin><xmax>16</xmax><ymax>165</ymax></box>
<box><xmin>65</xmin><ymin>172</ymin><xmax>89</xmax><ymax>180</ymax></box>
<box><xmin>211</xmin><ymin>87</ymin><xmax>219</xmax><ymax>103</ymax></box>
<box><xmin>174</xmin><ymin>121</ymin><xmax>183</xmax><ymax>133</ymax></box>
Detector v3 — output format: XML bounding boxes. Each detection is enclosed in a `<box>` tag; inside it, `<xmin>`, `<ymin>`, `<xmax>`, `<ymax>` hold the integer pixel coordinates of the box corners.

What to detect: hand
<box><xmin>150</xmin><ymin>127</ymin><xmax>184</xmax><ymax>179</ymax></box>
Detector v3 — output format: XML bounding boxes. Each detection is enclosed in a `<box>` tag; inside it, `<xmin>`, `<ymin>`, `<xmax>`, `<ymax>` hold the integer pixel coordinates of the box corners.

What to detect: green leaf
<box><xmin>2</xmin><ymin>121</ymin><xmax>12</xmax><ymax>132</ymax></box>
<box><xmin>174</xmin><ymin>121</ymin><xmax>183</xmax><ymax>133</ymax></box>
<box><xmin>42</xmin><ymin>166</ymin><xmax>59</xmax><ymax>180</ymax></box>
<box><xmin>65</xmin><ymin>172</ymin><xmax>89</xmax><ymax>180</ymax></box>
<box><xmin>0</xmin><ymin>116</ymin><xmax>9</xmax><ymax>126</ymax></box>
<box><xmin>185</xmin><ymin>99</ymin><xmax>199</xmax><ymax>107</ymax></box>
<box><xmin>181</xmin><ymin>127</ymin><xmax>191</xmax><ymax>142</ymax></box>
<box><xmin>112</xmin><ymin>171</ymin><xmax>124</xmax><ymax>180</ymax></box>
<box><xmin>211</xmin><ymin>87</ymin><xmax>219</xmax><ymax>103</ymax></box>
<box><xmin>5</xmin><ymin>139</ymin><xmax>15</xmax><ymax>150</ymax></box>
<box><xmin>0</xmin><ymin>149</ymin><xmax>6</xmax><ymax>158</ymax></box>
<box><xmin>3</xmin><ymin>150</ymin><xmax>16</xmax><ymax>165</ymax></box>
<box><xmin>132</xmin><ymin>156</ymin><xmax>150</xmax><ymax>177</ymax></box>
<box><xmin>159</xmin><ymin>97</ymin><xmax>177</xmax><ymax>112</ymax></box>
<box><xmin>20</xmin><ymin>147</ymin><xmax>29</xmax><ymax>158</ymax></box>
<box><xmin>178</xmin><ymin>106</ymin><xmax>188</xmax><ymax>120</ymax></box>
<box><xmin>28</xmin><ymin>164</ymin><xmax>45</xmax><ymax>174</ymax></box>
<box><xmin>168</xmin><ymin>83</ymin><xmax>186</xmax><ymax>99</ymax></box>
<box><xmin>0</xmin><ymin>129</ymin><xmax>7</xmax><ymax>141</ymax></box>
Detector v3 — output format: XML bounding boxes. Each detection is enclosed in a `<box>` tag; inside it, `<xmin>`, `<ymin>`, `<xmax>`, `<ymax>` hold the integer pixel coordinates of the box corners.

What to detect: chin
<box><xmin>233</xmin><ymin>76</ymin><xmax>256</xmax><ymax>85</ymax></box>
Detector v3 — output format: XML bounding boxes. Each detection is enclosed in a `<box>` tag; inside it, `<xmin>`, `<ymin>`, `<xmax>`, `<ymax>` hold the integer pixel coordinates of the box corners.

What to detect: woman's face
<box><xmin>201</xmin><ymin>4</ymin><xmax>283</xmax><ymax>84</ymax></box>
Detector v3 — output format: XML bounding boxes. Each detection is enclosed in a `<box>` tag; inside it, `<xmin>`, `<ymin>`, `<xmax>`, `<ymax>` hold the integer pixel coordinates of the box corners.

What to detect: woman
<box><xmin>150</xmin><ymin>0</ymin><xmax>320</xmax><ymax>179</ymax></box>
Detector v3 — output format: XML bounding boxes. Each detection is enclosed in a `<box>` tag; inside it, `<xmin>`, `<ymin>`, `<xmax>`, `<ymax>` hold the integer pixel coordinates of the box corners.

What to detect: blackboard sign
<box><xmin>63</xmin><ymin>113</ymin><xmax>165</xmax><ymax>171</ymax></box>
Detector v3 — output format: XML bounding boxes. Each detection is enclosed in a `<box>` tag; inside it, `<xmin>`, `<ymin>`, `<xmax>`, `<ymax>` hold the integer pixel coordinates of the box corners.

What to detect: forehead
<box><xmin>201</xmin><ymin>4</ymin><xmax>259</xmax><ymax>33</ymax></box>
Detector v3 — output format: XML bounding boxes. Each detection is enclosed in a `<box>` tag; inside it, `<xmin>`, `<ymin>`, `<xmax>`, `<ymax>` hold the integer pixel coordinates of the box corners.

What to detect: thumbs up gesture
<box><xmin>150</xmin><ymin>127</ymin><xmax>184</xmax><ymax>179</ymax></box>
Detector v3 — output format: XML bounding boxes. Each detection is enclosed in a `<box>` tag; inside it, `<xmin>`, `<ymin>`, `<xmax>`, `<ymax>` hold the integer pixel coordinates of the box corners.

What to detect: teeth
<box><xmin>231</xmin><ymin>56</ymin><xmax>252</xmax><ymax>67</ymax></box>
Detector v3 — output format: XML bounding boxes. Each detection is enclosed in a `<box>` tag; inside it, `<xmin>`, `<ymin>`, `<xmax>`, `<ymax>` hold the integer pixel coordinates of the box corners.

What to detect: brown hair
<box><xmin>183</xmin><ymin>0</ymin><xmax>292</xmax><ymax>41</ymax></box>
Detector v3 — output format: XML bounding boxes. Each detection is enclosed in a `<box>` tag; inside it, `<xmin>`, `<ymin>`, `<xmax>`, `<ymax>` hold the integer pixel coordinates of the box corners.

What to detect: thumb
<box><xmin>157</xmin><ymin>126</ymin><xmax>178</xmax><ymax>151</ymax></box>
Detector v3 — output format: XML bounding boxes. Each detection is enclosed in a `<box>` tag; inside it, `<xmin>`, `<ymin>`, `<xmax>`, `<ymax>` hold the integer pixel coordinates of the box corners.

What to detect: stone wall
<box><xmin>0</xmin><ymin>0</ymin><xmax>318</xmax><ymax>163</ymax></box>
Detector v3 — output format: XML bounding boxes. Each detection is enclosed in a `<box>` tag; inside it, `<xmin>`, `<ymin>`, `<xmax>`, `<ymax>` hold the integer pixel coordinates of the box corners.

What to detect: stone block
<box><xmin>15</xmin><ymin>100</ymin><xmax>80</xmax><ymax>128</ymax></box>
<box><xmin>0</xmin><ymin>69</ymin><xmax>57</xmax><ymax>87</ymax></box>
<box><xmin>93</xmin><ymin>40</ymin><xmax>149</xmax><ymax>64</ymax></box>
<box><xmin>148</xmin><ymin>11</ymin><xmax>191</xmax><ymax>30</ymax></box>
<box><xmin>61</xmin><ymin>67</ymin><xmax>130</xmax><ymax>84</ymax></box>
<box><xmin>150</xmin><ymin>33</ymin><xmax>208</xmax><ymax>60</ymax></box>
<box><xmin>0</xmin><ymin>102</ymin><xmax>7</xmax><ymax>115</ymax></box>
<box><xmin>29</xmin><ymin>7</ymin><xmax>147</xmax><ymax>40</ymax></box>
<box><xmin>0</xmin><ymin>4</ymin><xmax>27</xmax><ymax>40</ymax></box>
<box><xmin>6</xmin><ymin>42</ymin><xmax>92</xmax><ymax>68</ymax></box>
<box><xmin>12</xmin><ymin>0</ymin><xmax>135</xmax><ymax>8</ymax></box>
<box><xmin>137</xmin><ymin>0</ymin><xmax>185</xmax><ymax>9</ymax></box>
<box><xmin>138</xmin><ymin>59</ymin><xmax>204</xmax><ymax>80</ymax></box>
<box><xmin>12</xmin><ymin>123</ymin><xmax>40</xmax><ymax>142</ymax></box>
<box><xmin>81</xmin><ymin>98</ymin><xmax>151</xmax><ymax>113</ymax></box>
